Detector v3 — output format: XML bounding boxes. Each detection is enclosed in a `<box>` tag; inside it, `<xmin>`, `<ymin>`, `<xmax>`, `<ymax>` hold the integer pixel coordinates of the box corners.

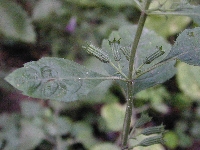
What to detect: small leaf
<box><xmin>5</xmin><ymin>57</ymin><xmax>108</xmax><ymax>102</ymax></box>
<box><xmin>0</xmin><ymin>0</ymin><xmax>36</xmax><ymax>43</ymax></box>
<box><xmin>162</xmin><ymin>27</ymin><xmax>200</xmax><ymax>66</ymax></box>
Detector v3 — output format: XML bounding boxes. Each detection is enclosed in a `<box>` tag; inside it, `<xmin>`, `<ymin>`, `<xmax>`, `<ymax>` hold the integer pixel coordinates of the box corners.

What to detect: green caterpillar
<box><xmin>109</xmin><ymin>38</ymin><xmax>121</xmax><ymax>61</ymax></box>
<box><xmin>83</xmin><ymin>42</ymin><xmax>110</xmax><ymax>63</ymax></box>
<box><xmin>143</xmin><ymin>46</ymin><xmax>165</xmax><ymax>64</ymax></box>
<box><xmin>120</xmin><ymin>46</ymin><xmax>131</xmax><ymax>61</ymax></box>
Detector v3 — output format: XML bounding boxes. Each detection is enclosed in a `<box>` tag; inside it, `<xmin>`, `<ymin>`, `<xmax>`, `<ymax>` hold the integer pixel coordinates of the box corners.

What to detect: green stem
<box><xmin>121</xmin><ymin>1</ymin><xmax>151</xmax><ymax>149</ymax></box>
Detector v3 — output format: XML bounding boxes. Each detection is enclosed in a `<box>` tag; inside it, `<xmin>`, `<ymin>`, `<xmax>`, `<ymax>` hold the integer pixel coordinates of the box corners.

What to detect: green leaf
<box><xmin>5</xmin><ymin>57</ymin><xmax>108</xmax><ymax>102</ymax></box>
<box><xmin>177</xmin><ymin>62</ymin><xmax>200</xmax><ymax>99</ymax></box>
<box><xmin>102</xmin><ymin>25</ymin><xmax>176</xmax><ymax>94</ymax></box>
<box><xmin>173</xmin><ymin>4</ymin><xmax>200</xmax><ymax>26</ymax></box>
<box><xmin>162</xmin><ymin>27</ymin><xmax>200</xmax><ymax>66</ymax></box>
<box><xmin>0</xmin><ymin>0</ymin><xmax>36</xmax><ymax>43</ymax></box>
<box><xmin>133</xmin><ymin>60</ymin><xmax>176</xmax><ymax>94</ymax></box>
<box><xmin>148</xmin><ymin>2</ymin><xmax>200</xmax><ymax>25</ymax></box>
<box><xmin>190</xmin><ymin>6</ymin><xmax>200</xmax><ymax>25</ymax></box>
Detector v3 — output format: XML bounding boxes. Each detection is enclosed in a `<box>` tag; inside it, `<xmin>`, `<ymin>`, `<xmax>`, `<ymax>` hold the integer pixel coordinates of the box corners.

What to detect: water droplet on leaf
<box><xmin>41</xmin><ymin>66</ymin><xmax>58</xmax><ymax>78</ymax></box>
<box><xmin>42</xmin><ymin>80</ymin><xmax>67</xmax><ymax>98</ymax></box>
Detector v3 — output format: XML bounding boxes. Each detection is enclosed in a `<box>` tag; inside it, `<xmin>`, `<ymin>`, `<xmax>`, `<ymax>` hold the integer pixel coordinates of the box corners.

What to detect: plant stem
<box><xmin>121</xmin><ymin>1</ymin><xmax>151</xmax><ymax>149</ymax></box>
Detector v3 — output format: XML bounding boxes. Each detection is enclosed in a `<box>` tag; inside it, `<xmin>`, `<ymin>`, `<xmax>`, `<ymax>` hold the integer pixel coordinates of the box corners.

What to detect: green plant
<box><xmin>4</xmin><ymin>0</ymin><xmax>200</xmax><ymax>149</ymax></box>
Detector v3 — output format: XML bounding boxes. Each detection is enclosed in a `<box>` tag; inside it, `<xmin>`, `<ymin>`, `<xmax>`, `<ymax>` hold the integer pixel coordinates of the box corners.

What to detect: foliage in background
<box><xmin>1</xmin><ymin>0</ymin><xmax>200</xmax><ymax>150</ymax></box>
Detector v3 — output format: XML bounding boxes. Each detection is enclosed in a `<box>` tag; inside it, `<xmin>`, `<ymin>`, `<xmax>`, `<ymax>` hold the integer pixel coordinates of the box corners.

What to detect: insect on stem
<box><xmin>143</xmin><ymin>46</ymin><xmax>165</xmax><ymax>64</ymax></box>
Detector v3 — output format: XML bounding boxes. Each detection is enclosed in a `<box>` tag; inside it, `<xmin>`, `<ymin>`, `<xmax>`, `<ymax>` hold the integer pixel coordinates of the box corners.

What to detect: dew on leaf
<box><xmin>41</xmin><ymin>66</ymin><xmax>58</xmax><ymax>79</ymax></box>
<box><xmin>24</xmin><ymin>67</ymin><xmax>39</xmax><ymax>80</ymax></box>
<box><xmin>187</xmin><ymin>31</ymin><xmax>194</xmax><ymax>37</ymax></box>
<box><xmin>42</xmin><ymin>80</ymin><xmax>67</xmax><ymax>98</ymax></box>
<box><xmin>42</xmin><ymin>80</ymin><xmax>59</xmax><ymax>97</ymax></box>
<box><xmin>15</xmin><ymin>77</ymin><xmax>26</xmax><ymax>86</ymax></box>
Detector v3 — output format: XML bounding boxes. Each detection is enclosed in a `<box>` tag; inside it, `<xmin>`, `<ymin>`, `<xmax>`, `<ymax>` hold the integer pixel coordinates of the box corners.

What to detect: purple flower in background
<box><xmin>66</xmin><ymin>17</ymin><xmax>77</xmax><ymax>34</ymax></box>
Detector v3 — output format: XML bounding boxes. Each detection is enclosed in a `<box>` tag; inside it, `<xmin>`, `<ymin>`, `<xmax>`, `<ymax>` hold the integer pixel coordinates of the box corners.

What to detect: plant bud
<box><xmin>83</xmin><ymin>43</ymin><xmax>110</xmax><ymax>63</ymax></box>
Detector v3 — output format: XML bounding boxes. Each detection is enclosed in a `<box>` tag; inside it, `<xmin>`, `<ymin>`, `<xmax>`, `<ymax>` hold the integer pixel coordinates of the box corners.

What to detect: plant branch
<box><xmin>121</xmin><ymin>0</ymin><xmax>151</xmax><ymax>149</ymax></box>
<box><xmin>147</xmin><ymin>11</ymin><xmax>200</xmax><ymax>17</ymax></box>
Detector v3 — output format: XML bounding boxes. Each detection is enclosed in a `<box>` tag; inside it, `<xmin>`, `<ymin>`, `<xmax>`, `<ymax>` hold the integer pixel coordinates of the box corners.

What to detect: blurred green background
<box><xmin>0</xmin><ymin>0</ymin><xmax>200</xmax><ymax>149</ymax></box>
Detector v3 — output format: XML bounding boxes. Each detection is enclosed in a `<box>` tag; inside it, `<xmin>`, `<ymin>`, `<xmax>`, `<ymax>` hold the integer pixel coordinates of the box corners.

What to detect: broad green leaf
<box><xmin>133</xmin><ymin>60</ymin><xmax>176</xmax><ymax>94</ymax></box>
<box><xmin>162</xmin><ymin>27</ymin><xmax>200</xmax><ymax>66</ymax></box>
<box><xmin>146</xmin><ymin>0</ymin><xmax>191</xmax><ymax>38</ymax></box>
<box><xmin>5</xmin><ymin>57</ymin><xmax>108</xmax><ymax>102</ymax></box>
<box><xmin>102</xmin><ymin>25</ymin><xmax>176</xmax><ymax>94</ymax></box>
<box><xmin>177</xmin><ymin>62</ymin><xmax>200</xmax><ymax>99</ymax></box>
<box><xmin>190</xmin><ymin>6</ymin><xmax>200</xmax><ymax>25</ymax></box>
<box><xmin>85</xmin><ymin>58</ymin><xmax>113</xmax><ymax>103</ymax></box>
<box><xmin>148</xmin><ymin>1</ymin><xmax>200</xmax><ymax>26</ymax></box>
<box><xmin>174</xmin><ymin>4</ymin><xmax>200</xmax><ymax>26</ymax></box>
<box><xmin>0</xmin><ymin>0</ymin><xmax>36</xmax><ymax>43</ymax></box>
<box><xmin>32</xmin><ymin>0</ymin><xmax>61</xmax><ymax>21</ymax></box>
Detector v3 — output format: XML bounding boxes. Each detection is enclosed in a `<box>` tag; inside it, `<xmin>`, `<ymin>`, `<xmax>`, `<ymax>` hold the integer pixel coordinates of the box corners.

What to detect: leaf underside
<box><xmin>162</xmin><ymin>27</ymin><xmax>200</xmax><ymax>66</ymax></box>
<box><xmin>102</xmin><ymin>25</ymin><xmax>176</xmax><ymax>94</ymax></box>
<box><xmin>5</xmin><ymin>57</ymin><xmax>106</xmax><ymax>102</ymax></box>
